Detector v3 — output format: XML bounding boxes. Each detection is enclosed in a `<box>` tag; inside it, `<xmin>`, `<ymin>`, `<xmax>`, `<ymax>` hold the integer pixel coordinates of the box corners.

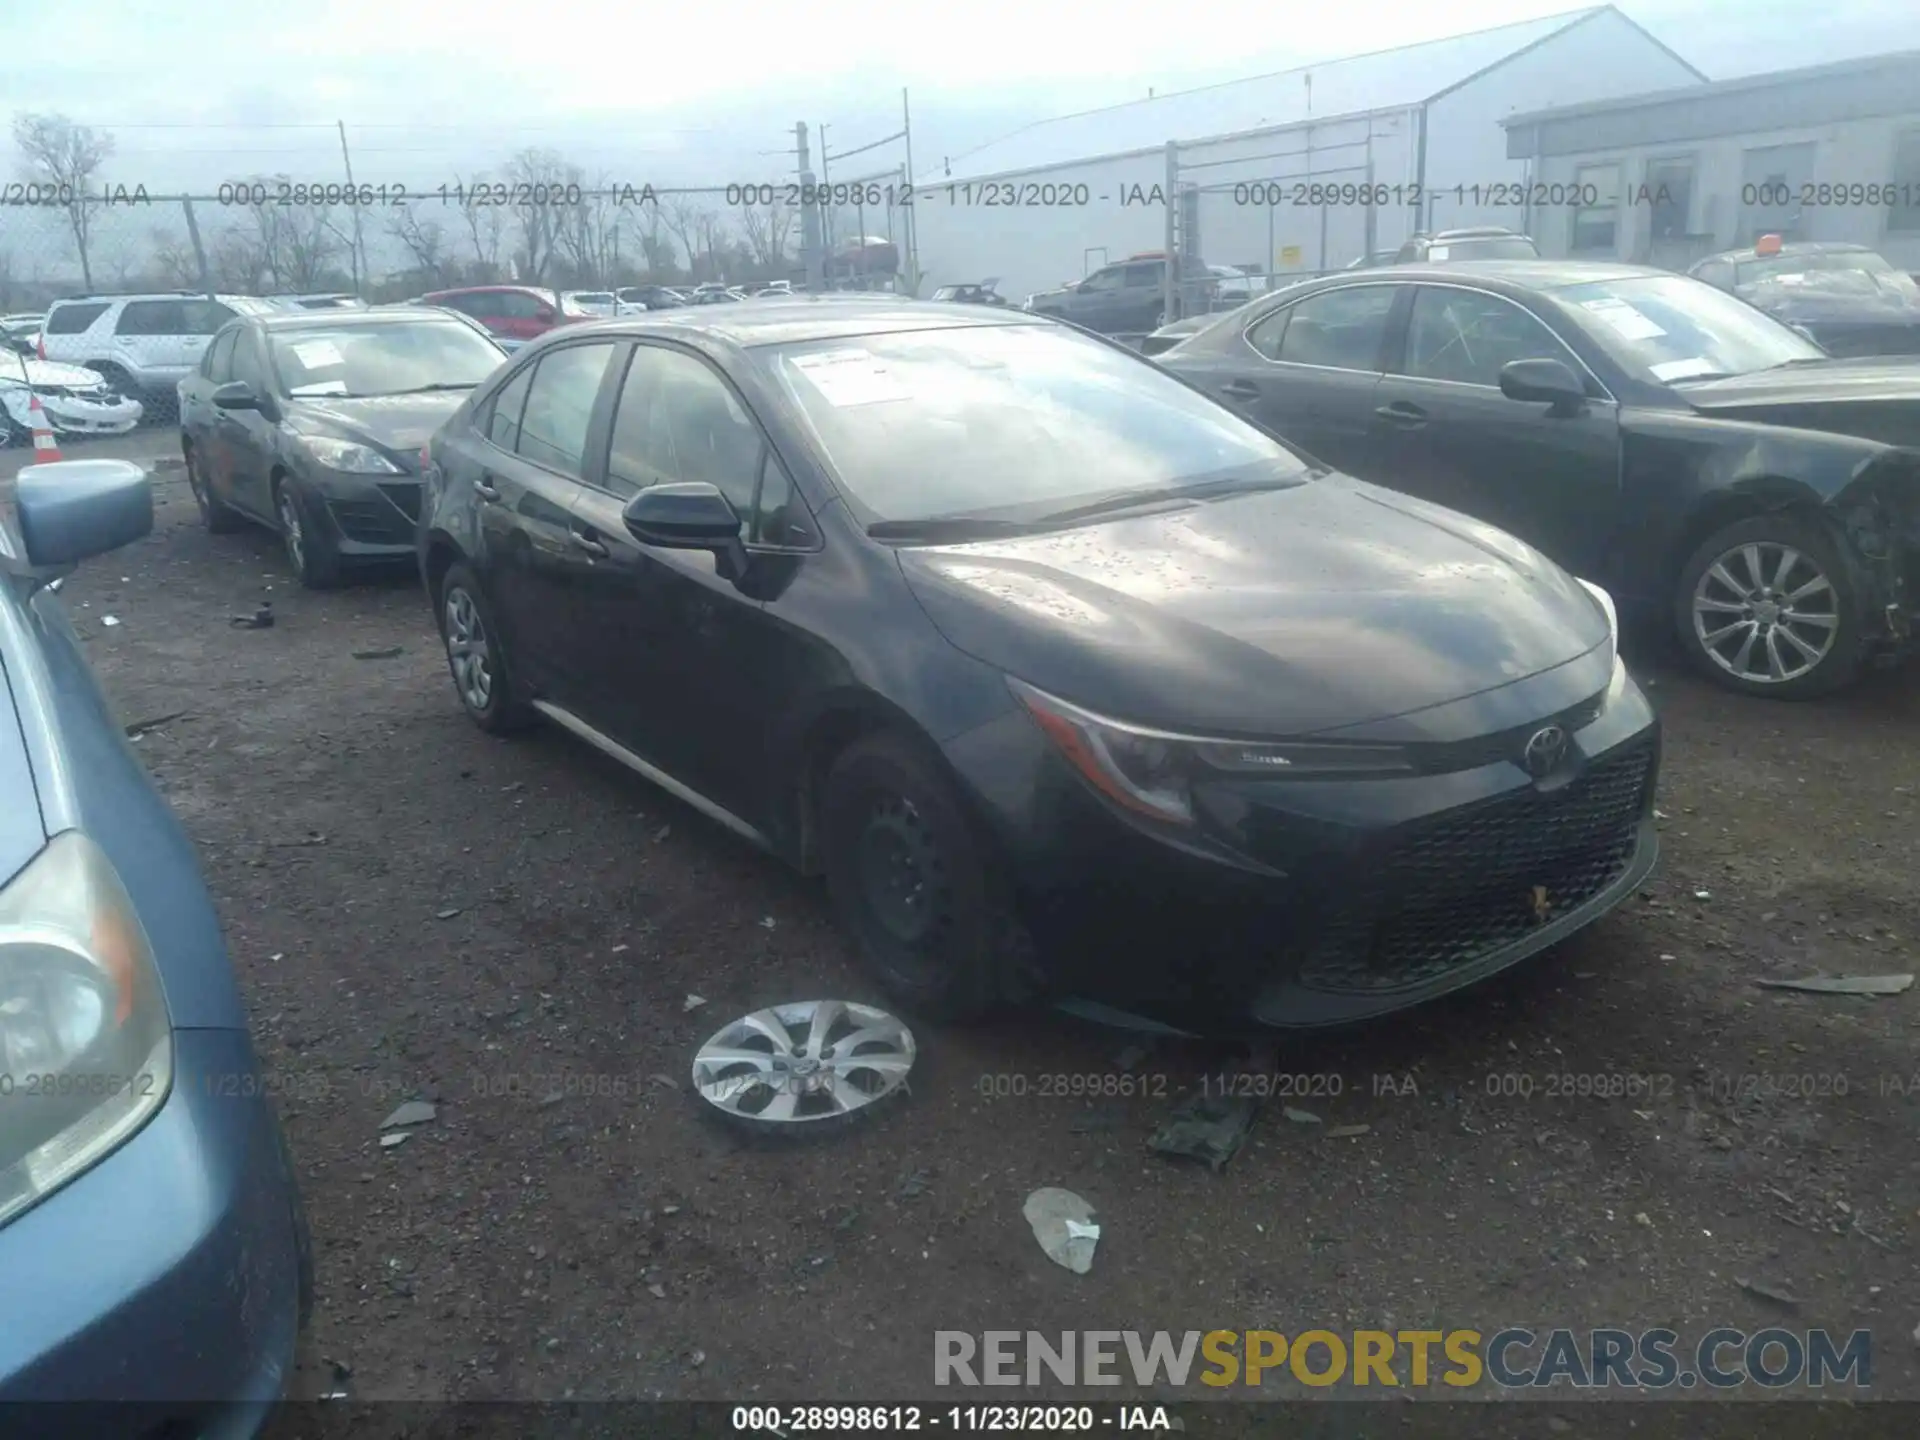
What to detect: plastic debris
<box><xmin>1754</xmin><ymin>974</ymin><xmax>1913</xmax><ymax>996</ymax></box>
<box><xmin>379</xmin><ymin>1132</ymin><xmax>410</xmax><ymax>1149</ymax></box>
<box><xmin>684</xmin><ymin>993</ymin><xmax>707</xmax><ymax>1012</ymax></box>
<box><xmin>231</xmin><ymin>604</ymin><xmax>274</xmax><ymax>629</ymax></box>
<box><xmin>1738</xmin><ymin>1277</ymin><xmax>1801</xmax><ymax>1308</ymax></box>
<box><xmin>1282</xmin><ymin>1106</ymin><xmax>1323</xmax><ymax>1125</ymax></box>
<box><xmin>1149</xmin><ymin>1093</ymin><xmax>1260</xmax><ymax>1171</ymax></box>
<box><xmin>101</xmin><ymin>615</ymin><xmax>120</xmax><ymax>627</ymax></box>
<box><xmin>1327</xmin><ymin>1124</ymin><xmax>1371</xmax><ymax>1139</ymax></box>
<box><xmin>380</xmin><ymin>1101</ymin><xmax>437</xmax><ymax>1130</ymax></box>
<box><xmin>1024</xmin><ymin>1187</ymin><xmax>1100</xmax><ymax>1274</ymax></box>
<box><xmin>435</xmin><ymin>907</ymin><xmax>462</xmax><ymax>920</ymax></box>
<box><xmin>352</xmin><ymin>646</ymin><xmax>403</xmax><ymax>660</ymax></box>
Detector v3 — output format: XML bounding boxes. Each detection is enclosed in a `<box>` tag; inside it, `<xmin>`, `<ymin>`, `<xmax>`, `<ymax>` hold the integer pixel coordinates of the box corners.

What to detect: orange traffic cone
<box><xmin>27</xmin><ymin>392</ymin><xmax>62</xmax><ymax>462</ymax></box>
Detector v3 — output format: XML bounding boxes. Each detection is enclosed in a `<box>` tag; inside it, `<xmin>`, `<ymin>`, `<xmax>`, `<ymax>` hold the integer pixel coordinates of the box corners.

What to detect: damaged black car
<box><xmin>1159</xmin><ymin>261</ymin><xmax>1920</xmax><ymax>698</ymax></box>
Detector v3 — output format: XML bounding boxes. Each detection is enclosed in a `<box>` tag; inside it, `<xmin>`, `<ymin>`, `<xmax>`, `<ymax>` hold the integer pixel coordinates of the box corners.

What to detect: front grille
<box><xmin>1299</xmin><ymin>741</ymin><xmax>1653</xmax><ymax>994</ymax></box>
<box><xmin>377</xmin><ymin>481</ymin><xmax>422</xmax><ymax>521</ymax></box>
<box><xmin>328</xmin><ymin>498</ymin><xmax>414</xmax><ymax>545</ymax></box>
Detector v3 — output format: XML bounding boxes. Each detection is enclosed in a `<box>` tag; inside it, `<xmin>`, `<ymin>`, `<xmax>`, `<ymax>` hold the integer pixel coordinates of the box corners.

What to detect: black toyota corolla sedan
<box><xmin>417</xmin><ymin>300</ymin><xmax>1659</xmax><ymax>1034</ymax></box>
<box><xmin>177</xmin><ymin>306</ymin><xmax>508</xmax><ymax>587</ymax></box>
<box><xmin>1157</xmin><ymin>261</ymin><xmax>1920</xmax><ymax>700</ymax></box>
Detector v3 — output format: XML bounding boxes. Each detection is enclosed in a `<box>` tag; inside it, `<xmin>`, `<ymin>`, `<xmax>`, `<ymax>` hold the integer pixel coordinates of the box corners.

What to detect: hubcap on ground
<box><xmin>691</xmin><ymin>1000</ymin><xmax>916</xmax><ymax>1124</ymax></box>
<box><xmin>854</xmin><ymin>796</ymin><xmax>947</xmax><ymax>948</ymax></box>
<box><xmin>278</xmin><ymin>489</ymin><xmax>305</xmax><ymax>572</ymax></box>
<box><xmin>1692</xmin><ymin>540</ymin><xmax>1837</xmax><ymax>685</ymax></box>
<box><xmin>443</xmin><ymin>587</ymin><xmax>493</xmax><ymax>712</ymax></box>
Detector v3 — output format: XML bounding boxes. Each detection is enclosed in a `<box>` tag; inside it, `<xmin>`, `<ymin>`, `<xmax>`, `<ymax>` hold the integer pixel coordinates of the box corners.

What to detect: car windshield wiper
<box><xmin>380</xmin><ymin>382</ymin><xmax>480</xmax><ymax>394</ymax></box>
<box><xmin>1033</xmin><ymin>472</ymin><xmax>1305</xmax><ymax>526</ymax></box>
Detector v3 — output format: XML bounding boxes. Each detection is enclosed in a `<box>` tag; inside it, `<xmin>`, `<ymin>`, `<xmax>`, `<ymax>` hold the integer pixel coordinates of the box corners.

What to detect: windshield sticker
<box><xmin>1426</xmin><ymin>245</ymin><xmax>1450</xmax><ymax>261</ymax></box>
<box><xmin>790</xmin><ymin>349</ymin><xmax>912</xmax><ymax>407</ymax></box>
<box><xmin>1580</xmin><ymin>298</ymin><xmax>1665</xmax><ymax>342</ymax></box>
<box><xmin>1650</xmin><ymin>357</ymin><xmax>1719</xmax><ymax>382</ymax></box>
<box><xmin>287</xmin><ymin>379</ymin><xmax>350</xmax><ymax>396</ymax></box>
<box><xmin>290</xmin><ymin>339</ymin><xmax>345</xmax><ymax>368</ymax></box>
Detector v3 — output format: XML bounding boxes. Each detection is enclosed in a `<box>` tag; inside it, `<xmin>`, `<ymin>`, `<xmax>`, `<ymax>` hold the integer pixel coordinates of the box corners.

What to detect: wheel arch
<box><xmin>423</xmin><ymin>532</ymin><xmax>465</xmax><ymax>609</ymax></box>
<box><xmin>786</xmin><ymin>693</ymin><xmax>970</xmax><ymax>876</ymax></box>
<box><xmin>1664</xmin><ymin>478</ymin><xmax>1837</xmax><ymax>605</ymax></box>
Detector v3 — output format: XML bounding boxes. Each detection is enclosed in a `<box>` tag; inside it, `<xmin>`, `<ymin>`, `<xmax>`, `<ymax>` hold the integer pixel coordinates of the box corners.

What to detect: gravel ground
<box><xmin>9</xmin><ymin>435</ymin><xmax>1920</xmax><ymax>1414</ymax></box>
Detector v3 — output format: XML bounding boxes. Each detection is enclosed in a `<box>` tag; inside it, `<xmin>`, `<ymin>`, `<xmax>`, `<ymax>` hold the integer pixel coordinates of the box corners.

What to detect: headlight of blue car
<box><xmin>0</xmin><ymin>831</ymin><xmax>174</xmax><ymax>1229</ymax></box>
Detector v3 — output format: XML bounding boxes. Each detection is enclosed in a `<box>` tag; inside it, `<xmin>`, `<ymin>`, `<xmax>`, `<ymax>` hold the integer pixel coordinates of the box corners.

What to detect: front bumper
<box><xmin>3</xmin><ymin>391</ymin><xmax>144</xmax><ymax>438</ymax></box>
<box><xmin>308</xmin><ymin>470</ymin><xmax>425</xmax><ymax>560</ymax></box>
<box><xmin>0</xmin><ymin>1027</ymin><xmax>307</xmax><ymax>1439</ymax></box>
<box><xmin>946</xmin><ymin>665</ymin><xmax>1662</xmax><ymax>1033</ymax></box>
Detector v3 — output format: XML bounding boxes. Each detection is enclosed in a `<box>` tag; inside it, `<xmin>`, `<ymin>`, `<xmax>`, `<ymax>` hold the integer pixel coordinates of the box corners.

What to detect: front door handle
<box><xmin>1221</xmin><ymin>379</ymin><xmax>1260</xmax><ymax>401</ymax></box>
<box><xmin>569</xmin><ymin>529</ymin><xmax>609</xmax><ymax>559</ymax></box>
<box><xmin>1374</xmin><ymin>401</ymin><xmax>1428</xmax><ymax>427</ymax></box>
<box><xmin>474</xmin><ymin>478</ymin><xmax>502</xmax><ymax>503</ymax></box>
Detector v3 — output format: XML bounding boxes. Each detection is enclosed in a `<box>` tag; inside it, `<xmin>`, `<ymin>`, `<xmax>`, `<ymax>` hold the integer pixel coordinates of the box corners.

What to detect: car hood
<box><xmin>287</xmin><ymin>391</ymin><xmax>472</xmax><ymax>466</ymax></box>
<box><xmin>896</xmin><ymin>474</ymin><xmax>1609</xmax><ymax>736</ymax></box>
<box><xmin>1740</xmin><ymin>278</ymin><xmax>1920</xmax><ymax>326</ymax></box>
<box><xmin>0</xmin><ymin>358</ymin><xmax>108</xmax><ymax>389</ymax></box>
<box><xmin>1674</xmin><ymin>357</ymin><xmax>1920</xmax><ymax>410</ymax></box>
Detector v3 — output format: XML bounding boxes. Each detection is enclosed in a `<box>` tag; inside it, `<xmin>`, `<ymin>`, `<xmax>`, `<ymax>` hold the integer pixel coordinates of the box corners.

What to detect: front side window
<box><xmin>766</xmin><ymin>321</ymin><xmax>1307</xmax><ymax>527</ymax></box>
<box><xmin>1402</xmin><ymin>288</ymin><xmax>1567</xmax><ymax>388</ymax></box>
<box><xmin>115</xmin><ymin>301</ymin><xmax>181</xmax><ymax>337</ymax></box>
<box><xmin>1078</xmin><ymin>269</ymin><xmax>1122</xmax><ymax>293</ymax></box>
<box><xmin>203</xmin><ymin>328</ymin><xmax>238</xmax><ymax>381</ymax></box>
<box><xmin>606</xmin><ymin>345</ymin><xmax>765</xmax><ymax>515</ymax></box>
<box><xmin>514</xmin><ymin>343</ymin><xmax>617</xmax><ymax>478</ymax></box>
<box><xmin>1274</xmin><ymin>285</ymin><xmax>1397</xmax><ymax>371</ymax></box>
<box><xmin>229</xmin><ymin>328</ymin><xmax>270</xmax><ymax>393</ymax></box>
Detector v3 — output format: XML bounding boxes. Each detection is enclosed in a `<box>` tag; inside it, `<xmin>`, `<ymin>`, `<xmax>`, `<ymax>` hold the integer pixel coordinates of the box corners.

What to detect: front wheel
<box><xmin>820</xmin><ymin>733</ymin><xmax>1018</xmax><ymax>1023</ymax></box>
<box><xmin>275</xmin><ymin>477</ymin><xmax>343</xmax><ymax>590</ymax></box>
<box><xmin>1673</xmin><ymin>514</ymin><xmax>1863</xmax><ymax>699</ymax></box>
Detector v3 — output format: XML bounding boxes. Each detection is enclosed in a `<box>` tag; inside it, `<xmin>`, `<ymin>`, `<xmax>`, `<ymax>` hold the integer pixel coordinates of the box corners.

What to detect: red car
<box><xmin>416</xmin><ymin>286</ymin><xmax>593</xmax><ymax>347</ymax></box>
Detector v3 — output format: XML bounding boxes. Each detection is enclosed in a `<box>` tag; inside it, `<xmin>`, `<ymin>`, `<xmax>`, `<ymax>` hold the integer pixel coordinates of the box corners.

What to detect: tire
<box><xmin>274</xmin><ymin>476</ymin><xmax>343</xmax><ymax>590</ymax></box>
<box><xmin>819</xmin><ymin>732</ymin><xmax>1019</xmax><ymax>1023</ymax></box>
<box><xmin>184</xmin><ymin>441</ymin><xmax>245</xmax><ymax>534</ymax></box>
<box><xmin>437</xmin><ymin>561</ymin><xmax>534</xmax><ymax>733</ymax></box>
<box><xmin>1673</xmin><ymin>513</ymin><xmax>1863</xmax><ymax>699</ymax></box>
<box><xmin>86</xmin><ymin>363</ymin><xmax>137</xmax><ymax>403</ymax></box>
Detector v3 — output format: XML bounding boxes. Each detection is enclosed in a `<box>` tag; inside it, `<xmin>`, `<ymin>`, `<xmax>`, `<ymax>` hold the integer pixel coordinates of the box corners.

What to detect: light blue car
<box><xmin>0</xmin><ymin>459</ymin><xmax>308</xmax><ymax>1436</ymax></box>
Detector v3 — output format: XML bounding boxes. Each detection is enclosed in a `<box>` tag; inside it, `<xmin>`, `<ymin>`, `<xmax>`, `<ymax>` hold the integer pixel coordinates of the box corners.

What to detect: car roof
<box><xmin>1331</xmin><ymin>258</ymin><xmax>1660</xmax><ymax>289</ymax></box>
<box><xmin>253</xmin><ymin>306</ymin><xmax>481</xmax><ymax>331</ymax></box>
<box><xmin>1701</xmin><ymin>240</ymin><xmax>1874</xmax><ymax>265</ymax></box>
<box><xmin>545</xmin><ymin>297</ymin><xmax>1041</xmax><ymax>349</ymax></box>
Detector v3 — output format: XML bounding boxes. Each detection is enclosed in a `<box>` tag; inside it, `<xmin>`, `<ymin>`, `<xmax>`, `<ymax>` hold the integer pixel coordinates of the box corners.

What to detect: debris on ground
<box><xmin>380</xmin><ymin>1101</ymin><xmax>437</xmax><ymax>1130</ymax></box>
<box><xmin>1023</xmin><ymin>1187</ymin><xmax>1100</xmax><ymax>1274</ymax></box>
<box><xmin>379</xmin><ymin>1132</ymin><xmax>410</xmax><ymax>1149</ymax></box>
<box><xmin>231</xmin><ymin>605</ymin><xmax>274</xmax><ymax>629</ymax></box>
<box><xmin>897</xmin><ymin>1168</ymin><xmax>932</xmax><ymax>1199</ymax></box>
<box><xmin>124</xmin><ymin>710</ymin><xmax>190</xmax><ymax>739</ymax></box>
<box><xmin>648</xmin><ymin>1073</ymin><xmax>677</xmax><ymax>1091</ymax></box>
<box><xmin>684</xmin><ymin>993</ymin><xmax>707</xmax><ymax>1012</ymax></box>
<box><xmin>1326</xmin><ymin>1124</ymin><xmax>1372</xmax><ymax>1139</ymax></box>
<box><xmin>1738</xmin><ymin>1277</ymin><xmax>1802</xmax><ymax>1308</ymax></box>
<box><xmin>1282</xmin><ymin>1106</ymin><xmax>1323</xmax><ymax>1125</ymax></box>
<box><xmin>101</xmin><ymin>615</ymin><xmax>121</xmax><ymax>628</ymax></box>
<box><xmin>653</xmin><ymin>825</ymin><xmax>671</xmax><ymax>842</ymax></box>
<box><xmin>1113</xmin><ymin>1040</ymin><xmax>1153</xmax><ymax>1072</ymax></box>
<box><xmin>759</xmin><ymin>916</ymin><xmax>776</xmax><ymax>929</ymax></box>
<box><xmin>1070</xmin><ymin>1105</ymin><xmax>1125</xmax><ymax>1135</ymax></box>
<box><xmin>1149</xmin><ymin>1092</ymin><xmax>1261</xmax><ymax>1171</ymax></box>
<box><xmin>1754</xmin><ymin>974</ymin><xmax>1913</xmax><ymax>997</ymax></box>
<box><xmin>434</xmin><ymin>907</ymin><xmax>462</xmax><ymax>920</ymax></box>
<box><xmin>648</xmin><ymin>1283</ymin><xmax>666</xmax><ymax>1299</ymax></box>
<box><xmin>351</xmin><ymin>646</ymin><xmax>403</xmax><ymax>660</ymax></box>
<box><xmin>1693</xmin><ymin>890</ymin><xmax>1711</xmax><ymax>901</ymax></box>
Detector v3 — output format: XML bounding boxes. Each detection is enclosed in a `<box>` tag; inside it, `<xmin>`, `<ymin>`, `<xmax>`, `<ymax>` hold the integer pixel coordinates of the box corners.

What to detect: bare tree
<box><xmin>388</xmin><ymin>205</ymin><xmax>451</xmax><ymax>286</ymax></box>
<box><xmin>503</xmin><ymin>148</ymin><xmax>573</xmax><ymax>283</ymax></box>
<box><xmin>150</xmin><ymin>229</ymin><xmax>201</xmax><ymax>289</ymax></box>
<box><xmin>11</xmin><ymin>113</ymin><xmax>115</xmax><ymax>290</ymax></box>
<box><xmin>659</xmin><ymin>197</ymin><xmax>704</xmax><ymax>279</ymax></box>
<box><xmin>555</xmin><ymin>167</ymin><xmax>622</xmax><ymax>285</ymax></box>
<box><xmin>692</xmin><ymin>210</ymin><xmax>728</xmax><ymax>280</ymax></box>
<box><xmin>624</xmin><ymin>198</ymin><xmax>677</xmax><ymax>279</ymax></box>
<box><xmin>737</xmin><ymin>197</ymin><xmax>796</xmax><ymax>272</ymax></box>
<box><xmin>448</xmin><ymin>173</ymin><xmax>506</xmax><ymax>279</ymax></box>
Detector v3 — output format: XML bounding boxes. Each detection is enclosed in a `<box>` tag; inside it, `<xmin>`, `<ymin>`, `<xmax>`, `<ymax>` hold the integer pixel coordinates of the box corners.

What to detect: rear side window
<box><xmin>183</xmin><ymin>300</ymin><xmax>237</xmax><ymax>334</ymax></box>
<box><xmin>1274</xmin><ymin>286</ymin><xmax>1397</xmax><ymax>371</ymax></box>
<box><xmin>496</xmin><ymin>291</ymin><xmax>548</xmax><ymax>320</ymax></box>
<box><xmin>116</xmin><ymin>301</ymin><xmax>185</xmax><ymax>336</ymax></box>
<box><xmin>46</xmin><ymin>302</ymin><xmax>110</xmax><ymax>334</ymax></box>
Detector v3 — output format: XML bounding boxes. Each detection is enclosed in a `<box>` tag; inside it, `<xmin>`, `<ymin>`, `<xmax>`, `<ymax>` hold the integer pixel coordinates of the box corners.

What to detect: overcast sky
<box><xmin>1</xmin><ymin>0</ymin><xmax>1913</xmax><ymax>192</ymax></box>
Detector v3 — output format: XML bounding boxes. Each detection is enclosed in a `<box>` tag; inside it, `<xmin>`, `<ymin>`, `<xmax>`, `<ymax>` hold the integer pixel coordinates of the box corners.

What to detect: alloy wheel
<box><xmin>443</xmin><ymin>586</ymin><xmax>494</xmax><ymax>713</ymax></box>
<box><xmin>278</xmin><ymin>487</ymin><xmax>306</xmax><ymax>574</ymax></box>
<box><xmin>1692</xmin><ymin>540</ymin><xmax>1839</xmax><ymax>685</ymax></box>
<box><xmin>690</xmin><ymin>1000</ymin><xmax>916</xmax><ymax>1126</ymax></box>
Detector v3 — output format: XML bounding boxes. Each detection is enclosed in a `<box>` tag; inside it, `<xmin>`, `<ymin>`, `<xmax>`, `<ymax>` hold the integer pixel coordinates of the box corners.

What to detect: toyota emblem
<box><xmin>1522</xmin><ymin>725</ymin><xmax>1570</xmax><ymax>778</ymax></box>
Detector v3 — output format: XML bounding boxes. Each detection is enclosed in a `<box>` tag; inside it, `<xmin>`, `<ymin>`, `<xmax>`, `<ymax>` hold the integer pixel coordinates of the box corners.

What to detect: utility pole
<box><xmin>901</xmin><ymin>87</ymin><xmax>919</xmax><ymax>295</ymax></box>
<box><xmin>817</xmin><ymin>124</ymin><xmax>834</xmax><ymax>262</ymax></box>
<box><xmin>338</xmin><ymin>120</ymin><xmax>366</xmax><ymax>297</ymax></box>
<box><xmin>796</xmin><ymin>122</ymin><xmax>825</xmax><ymax>292</ymax></box>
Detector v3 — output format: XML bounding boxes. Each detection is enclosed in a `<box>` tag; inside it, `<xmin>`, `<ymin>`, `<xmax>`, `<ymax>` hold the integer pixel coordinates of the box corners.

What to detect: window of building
<box><xmin>1571</xmin><ymin>164</ymin><xmax>1622</xmax><ymax>254</ymax></box>
<box><xmin>1891</xmin><ymin>129</ymin><xmax>1920</xmax><ymax>234</ymax></box>
<box><xmin>1645</xmin><ymin>158</ymin><xmax>1693</xmax><ymax>241</ymax></box>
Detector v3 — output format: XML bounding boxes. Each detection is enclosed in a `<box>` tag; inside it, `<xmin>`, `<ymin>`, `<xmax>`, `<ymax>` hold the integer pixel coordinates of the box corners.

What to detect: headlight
<box><xmin>0</xmin><ymin>831</ymin><xmax>173</xmax><ymax>1230</ymax></box>
<box><xmin>1008</xmin><ymin>678</ymin><xmax>1413</xmax><ymax>827</ymax></box>
<box><xmin>297</xmin><ymin>434</ymin><xmax>402</xmax><ymax>474</ymax></box>
<box><xmin>1577</xmin><ymin>578</ymin><xmax>1618</xmax><ymax>670</ymax></box>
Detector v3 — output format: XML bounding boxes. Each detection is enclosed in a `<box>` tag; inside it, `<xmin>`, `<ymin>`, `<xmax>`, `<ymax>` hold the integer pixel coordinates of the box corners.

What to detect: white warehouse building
<box><xmin>910</xmin><ymin>5</ymin><xmax>1704</xmax><ymax>304</ymax></box>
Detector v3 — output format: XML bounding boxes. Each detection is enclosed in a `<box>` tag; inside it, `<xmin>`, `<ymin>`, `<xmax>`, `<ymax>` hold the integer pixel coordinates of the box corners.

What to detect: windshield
<box><xmin>271</xmin><ymin>320</ymin><xmax>505</xmax><ymax>398</ymax></box>
<box><xmin>1434</xmin><ymin>237</ymin><xmax>1537</xmax><ymax>261</ymax></box>
<box><xmin>1554</xmin><ymin>274</ymin><xmax>1823</xmax><ymax>384</ymax></box>
<box><xmin>766</xmin><ymin>322</ymin><xmax>1308</xmax><ymax>527</ymax></box>
<box><xmin>1735</xmin><ymin>250</ymin><xmax>1919</xmax><ymax>297</ymax></box>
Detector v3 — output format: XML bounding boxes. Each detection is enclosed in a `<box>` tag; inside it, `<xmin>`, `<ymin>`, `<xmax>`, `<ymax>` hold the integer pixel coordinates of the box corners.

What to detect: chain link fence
<box><xmin>0</xmin><ymin>181</ymin><xmax>877</xmax><ymax>438</ymax></box>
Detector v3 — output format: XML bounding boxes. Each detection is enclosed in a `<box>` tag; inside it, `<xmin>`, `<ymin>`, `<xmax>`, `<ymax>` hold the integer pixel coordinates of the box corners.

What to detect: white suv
<box><xmin>40</xmin><ymin>293</ymin><xmax>278</xmax><ymax>414</ymax></box>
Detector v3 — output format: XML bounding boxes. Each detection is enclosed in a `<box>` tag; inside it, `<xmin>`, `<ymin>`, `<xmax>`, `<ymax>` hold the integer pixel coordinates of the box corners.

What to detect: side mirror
<box><xmin>212</xmin><ymin>380</ymin><xmax>261</xmax><ymax>411</ymax></box>
<box><xmin>14</xmin><ymin>459</ymin><xmax>153</xmax><ymax>570</ymax></box>
<box><xmin>623</xmin><ymin>482</ymin><xmax>749</xmax><ymax>576</ymax></box>
<box><xmin>535</xmin><ymin>305</ymin><xmax>556</xmax><ymax>323</ymax></box>
<box><xmin>1499</xmin><ymin>358</ymin><xmax>1586</xmax><ymax>414</ymax></box>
